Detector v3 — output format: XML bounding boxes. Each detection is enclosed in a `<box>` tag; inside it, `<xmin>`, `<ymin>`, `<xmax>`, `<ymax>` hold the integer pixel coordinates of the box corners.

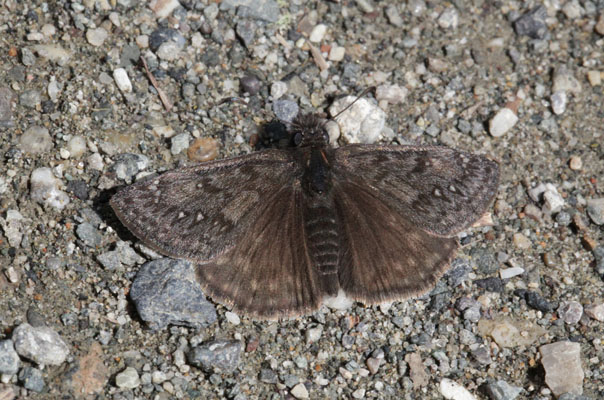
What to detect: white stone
<box><xmin>224</xmin><ymin>311</ymin><xmax>240</xmax><ymax>325</ymax></box>
<box><xmin>562</xmin><ymin>0</ymin><xmax>583</xmax><ymax>19</ymax></box>
<box><xmin>438</xmin><ymin>8</ymin><xmax>459</xmax><ymax>29</ymax></box>
<box><xmin>67</xmin><ymin>135</ymin><xmax>87</xmax><ymax>158</ymax></box>
<box><xmin>440</xmin><ymin>378</ymin><xmax>476</xmax><ymax>400</ymax></box>
<box><xmin>115</xmin><ymin>367</ymin><xmax>141</xmax><ymax>389</ymax></box>
<box><xmin>328</xmin><ymin>46</ymin><xmax>345</xmax><ymax>61</ymax></box>
<box><xmin>87</xmin><ymin>153</ymin><xmax>104</xmax><ymax>171</ymax></box>
<box><xmin>321</xmin><ymin>289</ymin><xmax>353</xmax><ymax>310</ymax></box>
<box><xmin>170</xmin><ymin>133</ymin><xmax>191</xmax><ymax>155</ymax></box>
<box><xmin>309</xmin><ymin>24</ymin><xmax>327</xmax><ymax>43</ymax></box>
<box><xmin>113</xmin><ymin>68</ymin><xmax>132</xmax><ymax>93</ymax></box>
<box><xmin>551</xmin><ymin>91</ymin><xmax>567</xmax><ymax>115</ymax></box>
<box><xmin>542</xmin><ymin>184</ymin><xmax>564</xmax><ymax>214</ymax></box>
<box><xmin>0</xmin><ymin>210</ymin><xmax>27</xmax><ymax>247</ymax></box>
<box><xmin>86</xmin><ymin>27</ymin><xmax>108</xmax><ymax>47</ymax></box>
<box><xmin>149</xmin><ymin>0</ymin><xmax>180</xmax><ymax>18</ymax></box>
<box><xmin>328</xmin><ymin>97</ymin><xmax>386</xmax><ymax>144</ymax></box>
<box><xmin>375</xmin><ymin>84</ymin><xmax>408</xmax><ymax>104</ymax></box>
<box><xmin>499</xmin><ymin>267</ymin><xmax>524</xmax><ymax>279</ymax></box>
<box><xmin>305</xmin><ymin>325</ymin><xmax>323</xmax><ymax>344</ymax></box>
<box><xmin>584</xmin><ymin>303</ymin><xmax>604</xmax><ymax>321</ymax></box>
<box><xmin>291</xmin><ymin>383</ymin><xmax>309</xmax><ymax>399</ymax></box>
<box><xmin>489</xmin><ymin>108</ymin><xmax>518</xmax><ymax>137</ymax></box>
<box><xmin>30</xmin><ymin>167</ymin><xmax>70</xmax><ymax>211</ymax></box>
<box><xmin>19</xmin><ymin>126</ymin><xmax>53</xmax><ymax>154</ymax></box>
<box><xmin>270</xmin><ymin>81</ymin><xmax>288</xmax><ymax>100</ymax></box>
<box><xmin>30</xmin><ymin>44</ymin><xmax>72</xmax><ymax>66</ymax></box>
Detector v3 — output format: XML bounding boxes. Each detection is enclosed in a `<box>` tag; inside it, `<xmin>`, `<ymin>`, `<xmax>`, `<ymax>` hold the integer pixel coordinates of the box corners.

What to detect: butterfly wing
<box><xmin>334</xmin><ymin>145</ymin><xmax>499</xmax><ymax>236</ymax></box>
<box><xmin>196</xmin><ymin>183</ymin><xmax>326</xmax><ymax>319</ymax></box>
<box><xmin>332</xmin><ymin>145</ymin><xmax>498</xmax><ymax>304</ymax></box>
<box><xmin>111</xmin><ymin>149</ymin><xmax>325</xmax><ymax>318</ymax></box>
<box><xmin>110</xmin><ymin>149</ymin><xmax>300</xmax><ymax>263</ymax></box>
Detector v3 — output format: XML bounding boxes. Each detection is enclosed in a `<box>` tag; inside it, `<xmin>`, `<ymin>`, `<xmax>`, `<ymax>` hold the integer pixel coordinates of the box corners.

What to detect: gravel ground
<box><xmin>1</xmin><ymin>0</ymin><xmax>604</xmax><ymax>399</ymax></box>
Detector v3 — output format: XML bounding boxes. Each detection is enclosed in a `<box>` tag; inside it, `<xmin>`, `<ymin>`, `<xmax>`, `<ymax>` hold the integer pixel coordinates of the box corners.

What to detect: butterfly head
<box><xmin>290</xmin><ymin>113</ymin><xmax>329</xmax><ymax>148</ymax></box>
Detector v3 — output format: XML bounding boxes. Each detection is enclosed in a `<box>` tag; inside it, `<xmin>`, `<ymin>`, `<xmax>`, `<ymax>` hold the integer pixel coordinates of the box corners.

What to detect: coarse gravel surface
<box><xmin>1</xmin><ymin>1</ymin><xmax>604</xmax><ymax>399</ymax></box>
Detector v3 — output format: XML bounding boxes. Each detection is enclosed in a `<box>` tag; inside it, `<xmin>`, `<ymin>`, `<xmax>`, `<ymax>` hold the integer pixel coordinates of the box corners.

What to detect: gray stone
<box><xmin>12</xmin><ymin>323</ymin><xmax>69</xmax><ymax>365</ymax></box>
<box><xmin>115</xmin><ymin>366</ymin><xmax>140</xmax><ymax>389</ymax></box>
<box><xmin>0</xmin><ymin>87</ymin><xmax>15</xmax><ymax>128</ymax></box>
<box><xmin>0</xmin><ymin>209</ymin><xmax>27</xmax><ymax>247</ymax></box>
<box><xmin>170</xmin><ymin>133</ymin><xmax>191</xmax><ymax>155</ymax></box>
<box><xmin>110</xmin><ymin>153</ymin><xmax>149</xmax><ymax>182</ymax></box>
<box><xmin>149</xmin><ymin>28</ymin><xmax>185</xmax><ymax>52</ymax></box>
<box><xmin>485</xmin><ymin>379</ymin><xmax>522</xmax><ymax>400</ymax></box>
<box><xmin>20</xmin><ymin>126</ymin><xmax>53</xmax><ymax>154</ymax></box>
<box><xmin>76</xmin><ymin>223</ymin><xmax>102</xmax><ymax>248</ymax></box>
<box><xmin>19</xmin><ymin>367</ymin><xmax>44</xmax><ymax>392</ymax></box>
<box><xmin>586</xmin><ymin>198</ymin><xmax>604</xmax><ymax>225</ymax></box>
<box><xmin>221</xmin><ymin>0</ymin><xmax>280</xmax><ymax>22</ymax></box>
<box><xmin>236</xmin><ymin>20</ymin><xmax>256</xmax><ymax>48</ymax></box>
<box><xmin>130</xmin><ymin>259</ymin><xmax>217</xmax><ymax>330</ymax></box>
<box><xmin>513</xmin><ymin>6</ymin><xmax>547</xmax><ymax>39</ymax></box>
<box><xmin>0</xmin><ymin>340</ymin><xmax>21</xmax><ymax>375</ymax></box>
<box><xmin>187</xmin><ymin>340</ymin><xmax>242</xmax><ymax>373</ymax></box>
<box><xmin>540</xmin><ymin>341</ymin><xmax>584</xmax><ymax>397</ymax></box>
<box><xmin>273</xmin><ymin>100</ymin><xmax>299</xmax><ymax>124</ymax></box>
<box><xmin>19</xmin><ymin>89</ymin><xmax>42</xmax><ymax>108</ymax></box>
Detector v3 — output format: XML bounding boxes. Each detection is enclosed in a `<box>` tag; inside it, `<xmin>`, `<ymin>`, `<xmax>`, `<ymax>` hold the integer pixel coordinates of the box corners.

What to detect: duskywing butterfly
<box><xmin>111</xmin><ymin>111</ymin><xmax>499</xmax><ymax>319</ymax></box>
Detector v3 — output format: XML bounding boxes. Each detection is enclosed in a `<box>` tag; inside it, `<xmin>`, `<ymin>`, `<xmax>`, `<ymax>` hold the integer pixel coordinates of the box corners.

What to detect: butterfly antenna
<box><xmin>328</xmin><ymin>86</ymin><xmax>376</xmax><ymax>123</ymax></box>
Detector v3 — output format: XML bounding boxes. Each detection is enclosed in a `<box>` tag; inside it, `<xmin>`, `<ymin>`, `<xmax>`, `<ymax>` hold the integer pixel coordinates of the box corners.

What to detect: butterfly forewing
<box><xmin>333</xmin><ymin>145</ymin><xmax>499</xmax><ymax>237</ymax></box>
<box><xmin>110</xmin><ymin>150</ymin><xmax>300</xmax><ymax>263</ymax></box>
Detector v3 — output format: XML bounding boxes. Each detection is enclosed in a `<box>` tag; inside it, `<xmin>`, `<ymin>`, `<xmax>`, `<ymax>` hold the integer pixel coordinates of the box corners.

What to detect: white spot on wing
<box><xmin>178</xmin><ymin>212</ymin><xmax>185</xmax><ymax>219</ymax></box>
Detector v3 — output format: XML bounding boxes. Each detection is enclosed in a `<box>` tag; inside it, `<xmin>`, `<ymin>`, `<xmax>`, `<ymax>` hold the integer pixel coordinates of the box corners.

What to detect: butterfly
<box><xmin>111</xmin><ymin>112</ymin><xmax>499</xmax><ymax>319</ymax></box>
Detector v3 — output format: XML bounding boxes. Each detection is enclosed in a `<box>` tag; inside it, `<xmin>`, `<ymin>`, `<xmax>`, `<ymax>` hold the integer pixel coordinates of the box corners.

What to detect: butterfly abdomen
<box><xmin>304</xmin><ymin>200</ymin><xmax>340</xmax><ymax>296</ymax></box>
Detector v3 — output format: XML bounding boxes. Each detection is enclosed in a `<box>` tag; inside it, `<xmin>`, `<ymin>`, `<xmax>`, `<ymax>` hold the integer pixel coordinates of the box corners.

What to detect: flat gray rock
<box><xmin>130</xmin><ymin>258</ymin><xmax>217</xmax><ymax>330</ymax></box>
<box><xmin>186</xmin><ymin>339</ymin><xmax>242</xmax><ymax>373</ymax></box>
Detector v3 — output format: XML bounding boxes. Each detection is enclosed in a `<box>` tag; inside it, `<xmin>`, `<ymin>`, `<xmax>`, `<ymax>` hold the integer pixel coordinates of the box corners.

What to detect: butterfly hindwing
<box><xmin>333</xmin><ymin>178</ymin><xmax>458</xmax><ymax>304</ymax></box>
<box><xmin>196</xmin><ymin>184</ymin><xmax>325</xmax><ymax>319</ymax></box>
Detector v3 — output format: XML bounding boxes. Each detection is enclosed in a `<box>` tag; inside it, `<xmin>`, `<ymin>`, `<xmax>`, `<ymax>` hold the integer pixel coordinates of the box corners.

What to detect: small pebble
<box><xmin>290</xmin><ymin>383</ymin><xmax>309</xmax><ymax>399</ymax></box>
<box><xmin>224</xmin><ymin>311</ymin><xmax>240</xmax><ymax>325</ymax></box>
<box><xmin>484</xmin><ymin>380</ymin><xmax>522</xmax><ymax>400</ymax></box>
<box><xmin>305</xmin><ymin>325</ymin><xmax>323</xmax><ymax>344</ymax></box>
<box><xmin>19</xmin><ymin>126</ymin><xmax>53</xmax><ymax>154</ymax></box>
<box><xmin>583</xmin><ymin>303</ymin><xmax>604</xmax><ymax>321</ymax></box>
<box><xmin>557</xmin><ymin>301</ymin><xmax>583</xmax><ymax>324</ymax></box>
<box><xmin>438</xmin><ymin>8</ymin><xmax>459</xmax><ymax>29</ymax></box>
<box><xmin>86</xmin><ymin>27</ymin><xmax>108</xmax><ymax>46</ymax></box>
<box><xmin>513</xmin><ymin>233</ymin><xmax>531</xmax><ymax>249</ymax></box>
<box><xmin>115</xmin><ymin>367</ymin><xmax>140</xmax><ymax>389</ymax></box>
<box><xmin>187</xmin><ymin>138</ymin><xmax>220</xmax><ymax>162</ymax></box>
<box><xmin>328</xmin><ymin>46</ymin><xmax>345</xmax><ymax>62</ymax></box>
<box><xmin>569</xmin><ymin>155</ymin><xmax>582</xmax><ymax>170</ymax></box>
<box><xmin>309</xmin><ymin>24</ymin><xmax>327</xmax><ymax>43</ymax></box>
<box><xmin>19</xmin><ymin>367</ymin><xmax>45</xmax><ymax>393</ymax></box>
<box><xmin>596</xmin><ymin>13</ymin><xmax>604</xmax><ymax>36</ymax></box>
<box><xmin>30</xmin><ymin>167</ymin><xmax>70</xmax><ymax>210</ymax></box>
<box><xmin>489</xmin><ymin>108</ymin><xmax>518</xmax><ymax>137</ymax></box>
<box><xmin>113</xmin><ymin>68</ymin><xmax>132</xmax><ymax>93</ymax></box>
<box><xmin>586</xmin><ymin>198</ymin><xmax>604</xmax><ymax>225</ymax></box>
<box><xmin>170</xmin><ymin>133</ymin><xmax>191</xmax><ymax>155</ymax></box>
<box><xmin>328</xmin><ymin>97</ymin><xmax>386</xmax><ymax>144</ymax></box>
<box><xmin>270</xmin><ymin>81</ymin><xmax>288</xmax><ymax>100</ymax></box>
<box><xmin>551</xmin><ymin>91</ymin><xmax>567</xmax><ymax>115</ymax></box>
<box><xmin>0</xmin><ymin>340</ymin><xmax>20</xmax><ymax>375</ymax></box>
<box><xmin>240</xmin><ymin>75</ymin><xmax>261</xmax><ymax>95</ymax></box>
<box><xmin>499</xmin><ymin>267</ymin><xmax>524</xmax><ymax>279</ymax></box>
<box><xmin>586</xmin><ymin>70</ymin><xmax>601</xmax><ymax>86</ymax></box>
<box><xmin>439</xmin><ymin>378</ymin><xmax>475</xmax><ymax>400</ymax></box>
<box><xmin>375</xmin><ymin>84</ymin><xmax>408</xmax><ymax>104</ymax></box>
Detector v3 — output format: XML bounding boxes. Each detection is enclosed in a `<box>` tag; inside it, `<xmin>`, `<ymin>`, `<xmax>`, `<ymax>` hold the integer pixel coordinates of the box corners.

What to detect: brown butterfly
<box><xmin>111</xmin><ymin>113</ymin><xmax>499</xmax><ymax>319</ymax></box>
